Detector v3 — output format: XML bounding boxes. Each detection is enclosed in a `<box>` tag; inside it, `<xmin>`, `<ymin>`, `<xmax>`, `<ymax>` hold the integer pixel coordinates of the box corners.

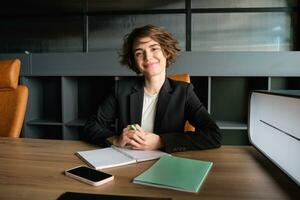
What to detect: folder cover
<box><xmin>133</xmin><ymin>155</ymin><xmax>212</xmax><ymax>193</ymax></box>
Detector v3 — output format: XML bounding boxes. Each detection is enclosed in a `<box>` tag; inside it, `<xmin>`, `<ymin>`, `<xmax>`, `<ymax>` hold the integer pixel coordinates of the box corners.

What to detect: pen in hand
<box><xmin>130</xmin><ymin>124</ymin><xmax>137</xmax><ymax>131</ymax></box>
<box><xmin>128</xmin><ymin>124</ymin><xmax>147</xmax><ymax>146</ymax></box>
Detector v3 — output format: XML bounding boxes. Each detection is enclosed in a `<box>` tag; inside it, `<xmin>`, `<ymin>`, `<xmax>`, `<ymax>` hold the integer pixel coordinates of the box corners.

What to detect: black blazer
<box><xmin>84</xmin><ymin>77</ymin><xmax>221</xmax><ymax>152</ymax></box>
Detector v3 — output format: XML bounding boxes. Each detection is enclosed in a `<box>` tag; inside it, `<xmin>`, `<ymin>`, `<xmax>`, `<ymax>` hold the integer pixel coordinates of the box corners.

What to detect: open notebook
<box><xmin>76</xmin><ymin>146</ymin><xmax>169</xmax><ymax>170</ymax></box>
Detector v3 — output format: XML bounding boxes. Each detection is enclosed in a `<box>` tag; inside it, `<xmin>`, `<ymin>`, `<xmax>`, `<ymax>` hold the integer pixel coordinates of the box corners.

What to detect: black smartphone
<box><xmin>65</xmin><ymin>166</ymin><xmax>114</xmax><ymax>186</ymax></box>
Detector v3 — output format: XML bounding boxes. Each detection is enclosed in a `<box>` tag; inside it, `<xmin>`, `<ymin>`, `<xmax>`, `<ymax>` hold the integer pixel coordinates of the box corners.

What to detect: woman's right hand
<box><xmin>113</xmin><ymin>125</ymin><xmax>146</xmax><ymax>148</ymax></box>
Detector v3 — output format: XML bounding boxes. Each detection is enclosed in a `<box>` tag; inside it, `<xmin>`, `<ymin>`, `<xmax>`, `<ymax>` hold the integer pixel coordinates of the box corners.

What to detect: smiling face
<box><xmin>133</xmin><ymin>37</ymin><xmax>168</xmax><ymax>79</ymax></box>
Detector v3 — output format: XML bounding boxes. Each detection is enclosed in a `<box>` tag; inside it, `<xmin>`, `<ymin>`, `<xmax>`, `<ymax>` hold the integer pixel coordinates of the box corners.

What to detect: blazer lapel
<box><xmin>154</xmin><ymin>78</ymin><xmax>173</xmax><ymax>133</ymax></box>
<box><xmin>130</xmin><ymin>80</ymin><xmax>144</xmax><ymax>125</ymax></box>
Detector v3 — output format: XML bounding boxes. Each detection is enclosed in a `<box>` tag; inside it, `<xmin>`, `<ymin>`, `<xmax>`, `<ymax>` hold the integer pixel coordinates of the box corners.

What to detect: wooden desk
<box><xmin>0</xmin><ymin>137</ymin><xmax>299</xmax><ymax>200</ymax></box>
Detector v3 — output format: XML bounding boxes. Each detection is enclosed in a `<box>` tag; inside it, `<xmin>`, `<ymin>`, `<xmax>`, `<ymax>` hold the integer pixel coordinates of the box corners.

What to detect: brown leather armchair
<box><xmin>0</xmin><ymin>59</ymin><xmax>28</xmax><ymax>137</ymax></box>
<box><xmin>168</xmin><ymin>73</ymin><xmax>195</xmax><ymax>132</ymax></box>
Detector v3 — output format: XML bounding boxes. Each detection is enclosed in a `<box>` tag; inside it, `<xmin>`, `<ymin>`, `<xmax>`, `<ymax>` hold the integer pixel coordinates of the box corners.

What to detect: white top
<box><xmin>141</xmin><ymin>92</ymin><xmax>159</xmax><ymax>133</ymax></box>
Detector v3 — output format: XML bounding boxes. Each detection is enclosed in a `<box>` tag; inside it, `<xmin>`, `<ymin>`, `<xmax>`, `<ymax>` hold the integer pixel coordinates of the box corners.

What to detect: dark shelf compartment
<box><xmin>25</xmin><ymin>76</ymin><xmax>62</xmax><ymax>123</ymax></box>
<box><xmin>191</xmin><ymin>76</ymin><xmax>209</xmax><ymax>109</ymax></box>
<box><xmin>61</xmin><ymin>76</ymin><xmax>115</xmax><ymax>139</ymax></box>
<box><xmin>26</xmin><ymin>125</ymin><xmax>62</xmax><ymax>139</ymax></box>
<box><xmin>62</xmin><ymin>76</ymin><xmax>115</xmax><ymax>122</ymax></box>
<box><xmin>270</xmin><ymin>77</ymin><xmax>300</xmax><ymax>90</ymax></box>
<box><xmin>211</xmin><ymin>77</ymin><xmax>268</xmax><ymax>126</ymax></box>
<box><xmin>221</xmin><ymin>130</ymin><xmax>250</xmax><ymax>145</ymax></box>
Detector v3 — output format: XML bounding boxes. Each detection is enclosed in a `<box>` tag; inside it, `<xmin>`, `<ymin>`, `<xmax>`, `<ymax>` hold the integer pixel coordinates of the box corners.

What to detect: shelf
<box><xmin>27</xmin><ymin>119</ymin><xmax>62</xmax><ymax>126</ymax></box>
<box><xmin>216</xmin><ymin>121</ymin><xmax>247</xmax><ymax>130</ymax></box>
<box><xmin>65</xmin><ymin>118</ymin><xmax>87</xmax><ymax>127</ymax></box>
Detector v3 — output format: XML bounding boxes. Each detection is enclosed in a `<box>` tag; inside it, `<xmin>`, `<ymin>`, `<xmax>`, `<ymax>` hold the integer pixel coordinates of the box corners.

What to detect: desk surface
<box><xmin>0</xmin><ymin>137</ymin><xmax>299</xmax><ymax>200</ymax></box>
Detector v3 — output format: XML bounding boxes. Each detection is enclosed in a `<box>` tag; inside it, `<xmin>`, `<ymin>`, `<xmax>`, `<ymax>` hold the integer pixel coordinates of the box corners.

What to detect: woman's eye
<box><xmin>135</xmin><ymin>52</ymin><xmax>142</xmax><ymax>57</ymax></box>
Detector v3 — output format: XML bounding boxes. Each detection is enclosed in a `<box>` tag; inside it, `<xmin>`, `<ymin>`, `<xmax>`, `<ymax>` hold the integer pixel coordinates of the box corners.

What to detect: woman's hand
<box><xmin>113</xmin><ymin>124</ymin><xmax>163</xmax><ymax>150</ymax></box>
<box><xmin>113</xmin><ymin>125</ymin><xmax>146</xmax><ymax>148</ymax></box>
<box><xmin>131</xmin><ymin>125</ymin><xmax>164</xmax><ymax>150</ymax></box>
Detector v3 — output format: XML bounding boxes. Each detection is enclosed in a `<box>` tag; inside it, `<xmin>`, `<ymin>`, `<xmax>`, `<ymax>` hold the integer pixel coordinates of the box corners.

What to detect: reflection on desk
<box><xmin>0</xmin><ymin>137</ymin><xmax>299</xmax><ymax>200</ymax></box>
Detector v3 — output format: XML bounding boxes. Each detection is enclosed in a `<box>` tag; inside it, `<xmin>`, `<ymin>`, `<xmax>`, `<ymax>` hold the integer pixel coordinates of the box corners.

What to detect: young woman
<box><xmin>84</xmin><ymin>25</ymin><xmax>221</xmax><ymax>152</ymax></box>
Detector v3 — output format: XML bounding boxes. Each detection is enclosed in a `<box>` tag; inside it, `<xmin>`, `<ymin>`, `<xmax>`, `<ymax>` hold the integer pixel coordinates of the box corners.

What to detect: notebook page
<box><xmin>76</xmin><ymin>147</ymin><xmax>135</xmax><ymax>169</ymax></box>
<box><xmin>112</xmin><ymin>146</ymin><xmax>169</xmax><ymax>162</ymax></box>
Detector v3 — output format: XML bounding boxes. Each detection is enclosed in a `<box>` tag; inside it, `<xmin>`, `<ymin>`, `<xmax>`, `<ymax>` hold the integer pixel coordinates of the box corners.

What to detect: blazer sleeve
<box><xmin>83</xmin><ymin>91</ymin><xmax>117</xmax><ymax>145</ymax></box>
<box><xmin>160</xmin><ymin>84</ymin><xmax>222</xmax><ymax>153</ymax></box>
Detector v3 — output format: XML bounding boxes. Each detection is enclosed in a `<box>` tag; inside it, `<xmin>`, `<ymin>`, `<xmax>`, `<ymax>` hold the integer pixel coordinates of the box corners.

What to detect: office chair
<box><xmin>168</xmin><ymin>73</ymin><xmax>195</xmax><ymax>132</ymax></box>
<box><xmin>0</xmin><ymin>59</ymin><xmax>28</xmax><ymax>137</ymax></box>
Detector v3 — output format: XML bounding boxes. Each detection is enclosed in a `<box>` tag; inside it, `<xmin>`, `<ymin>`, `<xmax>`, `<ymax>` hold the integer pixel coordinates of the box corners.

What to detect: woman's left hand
<box><xmin>131</xmin><ymin>124</ymin><xmax>164</xmax><ymax>150</ymax></box>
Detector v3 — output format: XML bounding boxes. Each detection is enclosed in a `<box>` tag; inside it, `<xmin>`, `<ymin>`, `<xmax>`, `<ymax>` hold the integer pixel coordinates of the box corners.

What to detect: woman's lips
<box><xmin>145</xmin><ymin>62</ymin><xmax>159</xmax><ymax>68</ymax></box>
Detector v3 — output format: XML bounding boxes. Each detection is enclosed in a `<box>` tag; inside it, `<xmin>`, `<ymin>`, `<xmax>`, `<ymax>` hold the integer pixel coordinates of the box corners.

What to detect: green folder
<box><xmin>133</xmin><ymin>155</ymin><xmax>213</xmax><ymax>193</ymax></box>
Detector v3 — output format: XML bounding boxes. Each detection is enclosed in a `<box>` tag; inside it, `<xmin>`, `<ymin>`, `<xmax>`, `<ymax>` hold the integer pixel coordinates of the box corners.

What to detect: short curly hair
<box><xmin>119</xmin><ymin>25</ymin><xmax>180</xmax><ymax>74</ymax></box>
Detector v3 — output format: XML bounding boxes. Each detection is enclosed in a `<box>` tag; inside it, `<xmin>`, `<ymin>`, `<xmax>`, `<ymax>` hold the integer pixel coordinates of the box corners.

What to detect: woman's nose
<box><xmin>143</xmin><ymin>50</ymin><xmax>152</xmax><ymax>61</ymax></box>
